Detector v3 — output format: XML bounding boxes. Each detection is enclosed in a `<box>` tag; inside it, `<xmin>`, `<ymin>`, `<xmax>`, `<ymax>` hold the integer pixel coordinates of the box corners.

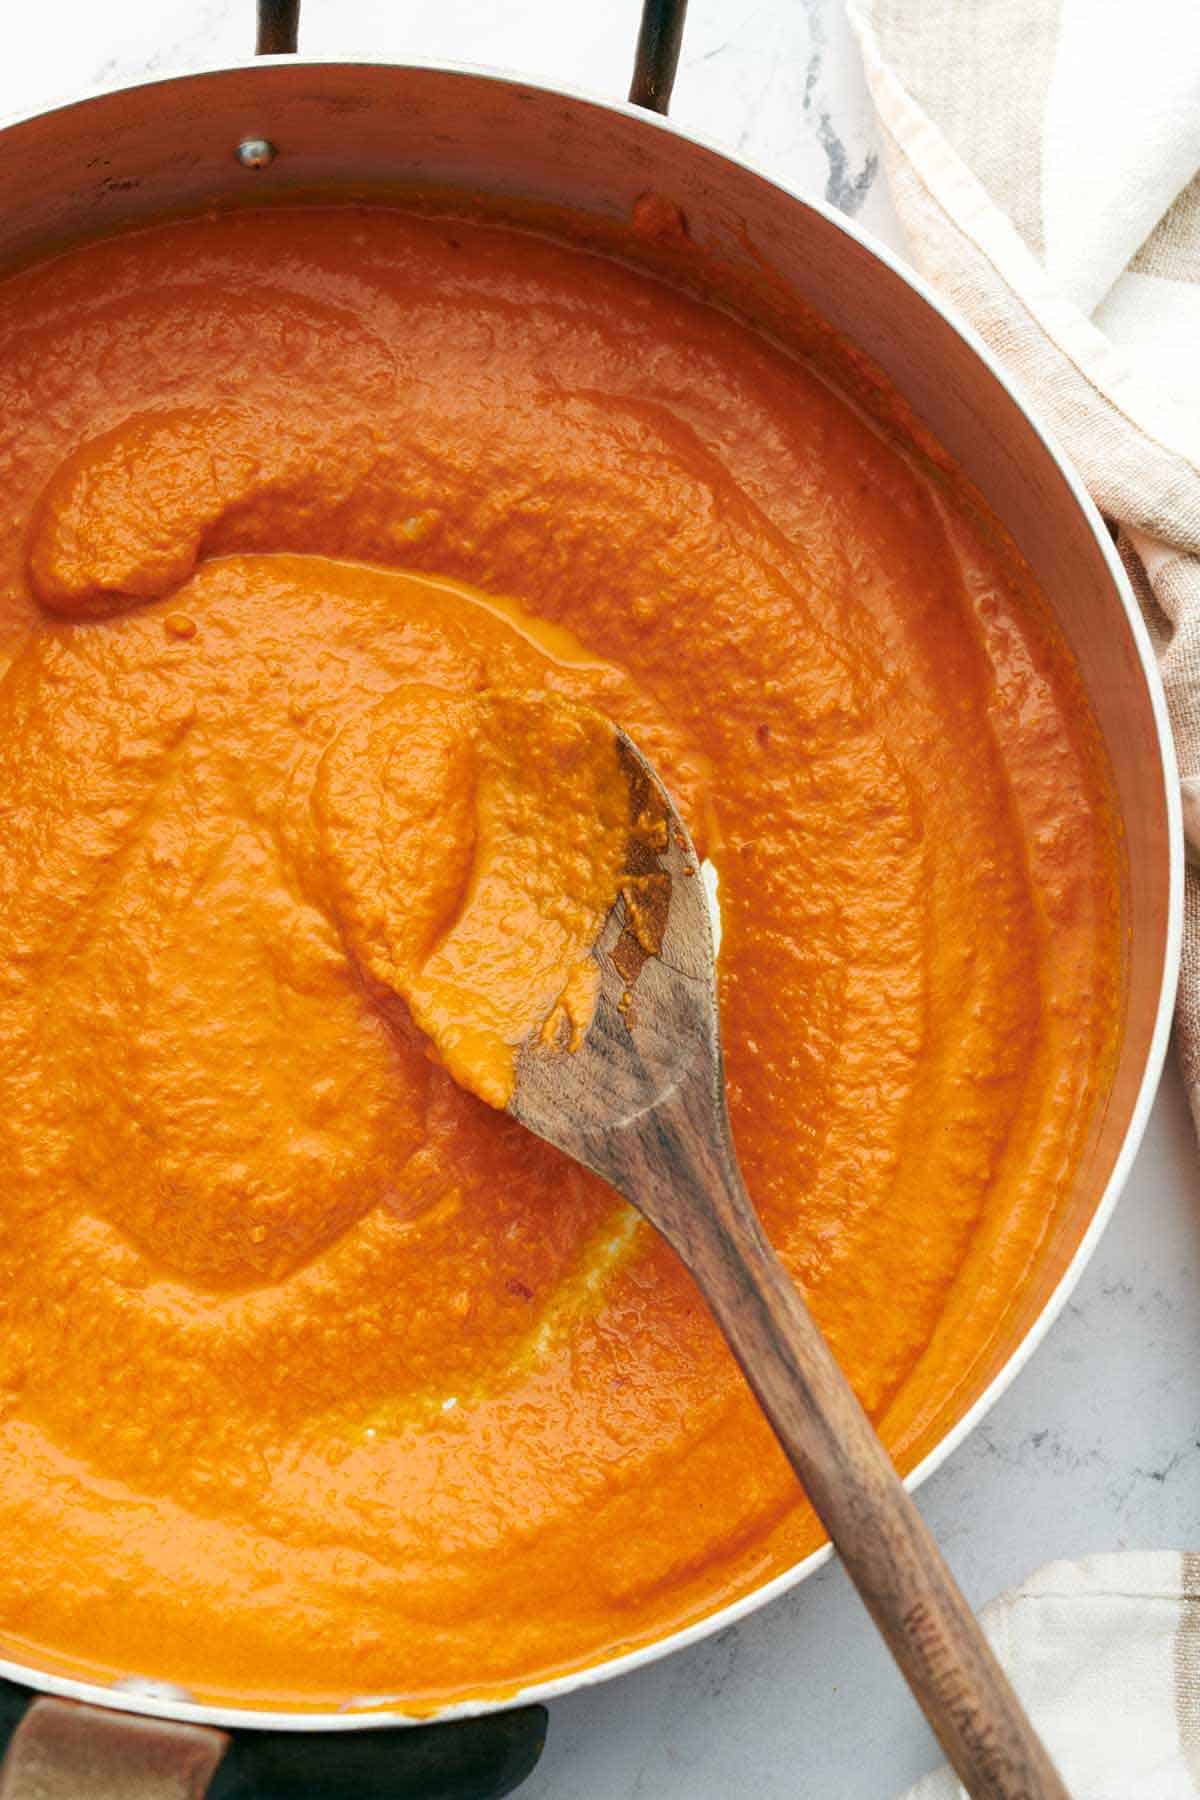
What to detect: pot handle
<box><xmin>0</xmin><ymin>1696</ymin><xmax>227</xmax><ymax>1799</ymax></box>
<box><xmin>0</xmin><ymin>1678</ymin><xmax>549</xmax><ymax>1799</ymax></box>
<box><xmin>256</xmin><ymin>0</ymin><xmax>298</xmax><ymax>54</ymax></box>
<box><xmin>628</xmin><ymin>0</ymin><xmax>688</xmax><ymax>113</ymax></box>
<box><xmin>254</xmin><ymin>0</ymin><xmax>689</xmax><ymax>113</ymax></box>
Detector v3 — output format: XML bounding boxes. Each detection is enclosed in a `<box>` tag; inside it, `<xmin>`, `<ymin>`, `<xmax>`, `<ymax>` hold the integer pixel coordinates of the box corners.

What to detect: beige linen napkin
<box><xmin>898</xmin><ymin>1555</ymin><xmax>1200</xmax><ymax>1799</ymax></box>
<box><xmin>846</xmin><ymin>0</ymin><xmax>1200</xmax><ymax>1123</ymax></box>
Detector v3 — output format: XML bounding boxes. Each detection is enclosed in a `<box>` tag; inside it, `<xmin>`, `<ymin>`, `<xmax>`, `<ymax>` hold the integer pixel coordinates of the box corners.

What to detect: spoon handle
<box><xmin>662</xmin><ymin>1147</ymin><xmax>1068</xmax><ymax>1800</ymax></box>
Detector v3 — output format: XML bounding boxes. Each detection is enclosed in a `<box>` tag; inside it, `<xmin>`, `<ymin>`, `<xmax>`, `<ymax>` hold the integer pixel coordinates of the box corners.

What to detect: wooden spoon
<box><xmin>510</xmin><ymin>733</ymin><xmax>1069</xmax><ymax>1800</ymax></box>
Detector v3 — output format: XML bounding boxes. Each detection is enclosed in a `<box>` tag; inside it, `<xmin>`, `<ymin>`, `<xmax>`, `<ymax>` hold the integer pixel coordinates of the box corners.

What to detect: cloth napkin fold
<box><xmin>898</xmin><ymin>1555</ymin><xmax>1200</xmax><ymax>1799</ymax></box>
<box><xmin>846</xmin><ymin>0</ymin><xmax>1200</xmax><ymax>1128</ymax></box>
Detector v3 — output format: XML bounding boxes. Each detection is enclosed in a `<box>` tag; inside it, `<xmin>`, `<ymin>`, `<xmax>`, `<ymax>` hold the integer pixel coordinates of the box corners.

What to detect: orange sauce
<box><xmin>313</xmin><ymin>674</ymin><xmax>629</xmax><ymax>1109</ymax></box>
<box><xmin>0</xmin><ymin>206</ymin><xmax>1120</xmax><ymax>1708</ymax></box>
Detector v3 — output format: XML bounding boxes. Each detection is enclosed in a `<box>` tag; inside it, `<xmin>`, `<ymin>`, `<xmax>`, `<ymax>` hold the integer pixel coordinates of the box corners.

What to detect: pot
<box><xmin>0</xmin><ymin>3</ymin><xmax>1181</xmax><ymax>1794</ymax></box>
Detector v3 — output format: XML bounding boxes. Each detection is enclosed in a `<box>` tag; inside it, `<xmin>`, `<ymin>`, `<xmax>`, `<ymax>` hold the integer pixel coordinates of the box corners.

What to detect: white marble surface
<box><xmin>4</xmin><ymin>3</ymin><xmax>1198</xmax><ymax>1796</ymax></box>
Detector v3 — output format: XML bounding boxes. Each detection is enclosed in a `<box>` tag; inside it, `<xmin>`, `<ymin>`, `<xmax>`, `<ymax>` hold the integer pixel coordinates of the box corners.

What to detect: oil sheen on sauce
<box><xmin>0</xmin><ymin>206</ymin><xmax>1120</xmax><ymax>1709</ymax></box>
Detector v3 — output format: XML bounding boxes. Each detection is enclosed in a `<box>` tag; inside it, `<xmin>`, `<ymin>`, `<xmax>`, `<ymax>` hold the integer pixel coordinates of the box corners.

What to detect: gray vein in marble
<box><xmin>815</xmin><ymin>109</ymin><xmax>878</xmax><ymax>214</ymax></box>
<box><xmin>800</xmin><ymin>0</ymin><xmax>827</xmax><ymax>109</ymax></box>
<box><xmin>794</xmin><ymin>0</ymin><xmax>880</xmax><ymax>215</ymax></box>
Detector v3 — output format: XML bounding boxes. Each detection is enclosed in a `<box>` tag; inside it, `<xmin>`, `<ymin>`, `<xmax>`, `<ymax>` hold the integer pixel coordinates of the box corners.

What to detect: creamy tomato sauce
<box><xmin>0</xmin><ymin>206</ymin><xmax>1119</xmax><ymax>1707</ymax></box>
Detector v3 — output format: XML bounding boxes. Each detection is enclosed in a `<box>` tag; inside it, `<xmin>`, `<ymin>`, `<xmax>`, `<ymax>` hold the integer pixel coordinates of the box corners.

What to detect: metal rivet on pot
<box><xmin>235</xmin><ymin>138</ymin><xmax>277</xmax><ymax>169</ymax></box>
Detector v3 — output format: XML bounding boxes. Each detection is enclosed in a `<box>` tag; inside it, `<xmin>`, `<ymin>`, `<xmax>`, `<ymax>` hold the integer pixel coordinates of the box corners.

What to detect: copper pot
<box><xmin>0</xmin><ymin>3</ymin><xmax>1180</xmax><ymax>1794</ymax></box>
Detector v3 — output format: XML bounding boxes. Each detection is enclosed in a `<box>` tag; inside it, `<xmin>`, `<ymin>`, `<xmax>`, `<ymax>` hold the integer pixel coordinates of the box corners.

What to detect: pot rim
<box><xmin>0</xmin><ymin>51</ymin><xmax>1183</xmax><ymax>1734</ymax></box>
